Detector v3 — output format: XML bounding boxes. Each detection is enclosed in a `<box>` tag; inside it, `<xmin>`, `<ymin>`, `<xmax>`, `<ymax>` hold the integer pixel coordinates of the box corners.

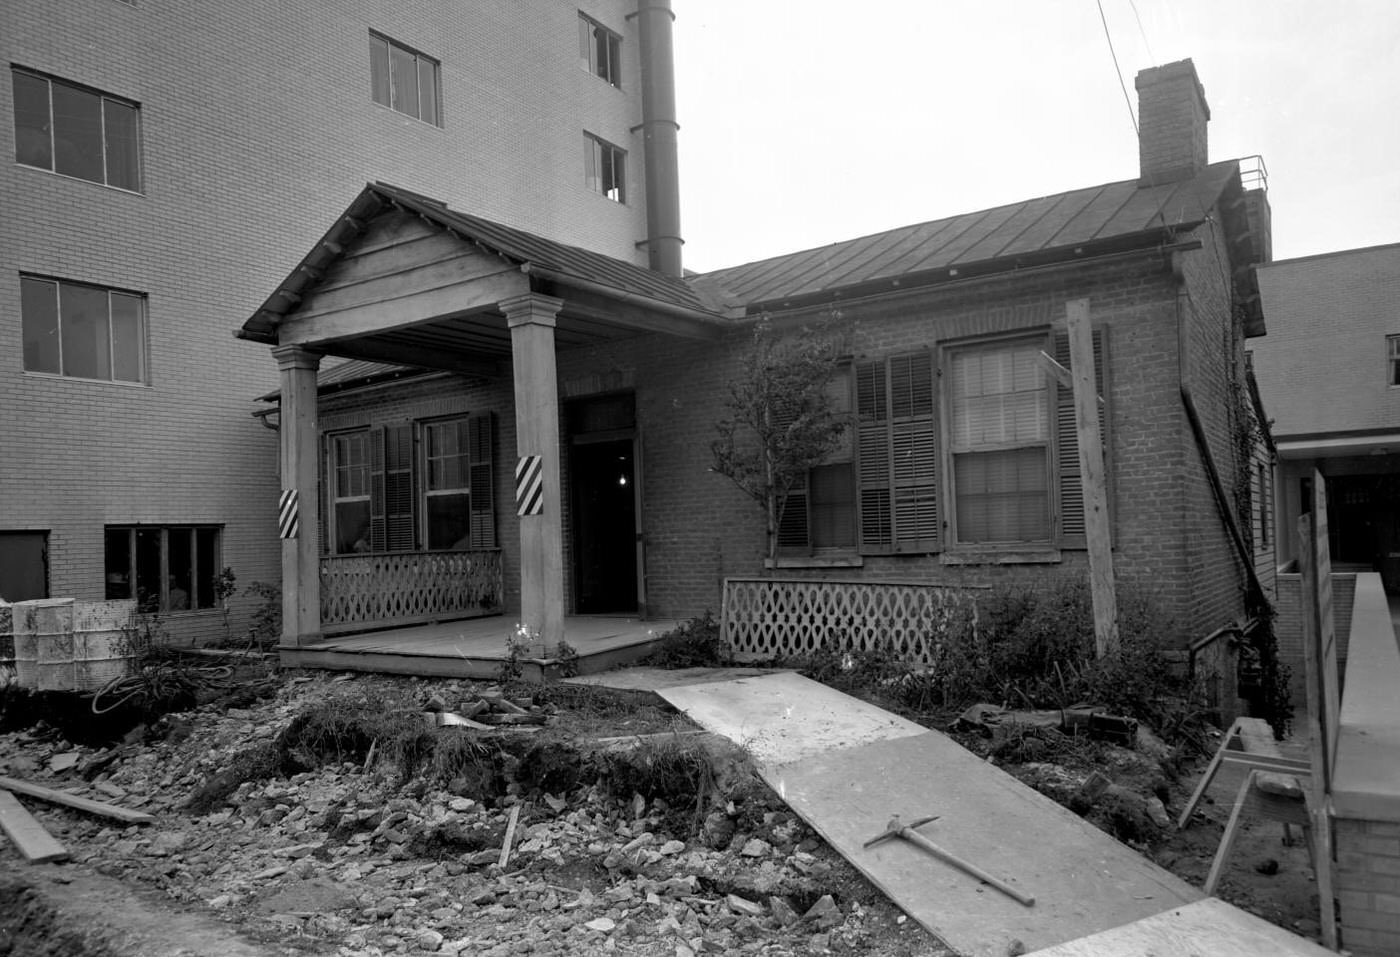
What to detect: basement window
<box><xmin>584</xmin><ymin>133</ymin><xmax>625</xmax><ymax>203</ymax></box>
<box><xmin>105</xmin><ymin>526</ymin><xmax>221</xmax><ymax>612</ymax></box>
<box><xmin>1389</xmin><ymin>335</ymin><xmax>1400</xmax><ymax>387</ymax></box>
<box><xmin>578</xmin><ymin>13</ymin><xmax>622</xmax><ymax>87</ymax></box>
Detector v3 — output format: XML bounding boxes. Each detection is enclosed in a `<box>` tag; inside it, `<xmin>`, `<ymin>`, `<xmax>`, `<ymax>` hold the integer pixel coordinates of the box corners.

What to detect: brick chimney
<box><xmin>1135</xmin><ymin>59</ymin><xmax>1210</xmax><ymax>186</ymax></box>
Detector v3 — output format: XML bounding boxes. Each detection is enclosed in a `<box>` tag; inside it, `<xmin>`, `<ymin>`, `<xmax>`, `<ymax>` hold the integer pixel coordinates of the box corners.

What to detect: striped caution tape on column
<box><xmin>278</xmin><ymin>489</ymin><xmax>300</xmax><ymax>539</ymax></box>
<box><xmin>516</xmin><ymin>455</ymin><xmax>544</xmax><ymax>516</ymax></box>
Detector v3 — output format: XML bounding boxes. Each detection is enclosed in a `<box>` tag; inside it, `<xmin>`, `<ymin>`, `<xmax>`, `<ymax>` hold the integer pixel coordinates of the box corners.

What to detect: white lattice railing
<box><xmin>321</xmin><ymin>549</ymin><xmax>503</xmax><ymax>633</ymax></box>
<box><xmin>721</xmin><ymin>577</ymin><xmax>985</xmax><ymax>666</ymax></box>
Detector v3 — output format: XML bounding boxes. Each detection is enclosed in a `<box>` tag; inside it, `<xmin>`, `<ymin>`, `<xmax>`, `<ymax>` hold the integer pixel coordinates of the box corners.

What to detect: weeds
<box><xmin>643</xmin><ymin>611</ymin><xmax>725</xmax><ymax>668</ymax></box>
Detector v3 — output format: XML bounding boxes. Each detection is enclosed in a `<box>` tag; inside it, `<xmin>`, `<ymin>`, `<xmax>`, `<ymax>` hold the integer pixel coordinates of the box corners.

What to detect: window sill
<box><xmin>940</xmin><ymin>549</ymin><xmax>1062</xmax><ymax>566</ymax></box>
<box><xmin>766</xmin><ymin>555</ymin><xmax>866</xmax><ymax>570</ymax></box>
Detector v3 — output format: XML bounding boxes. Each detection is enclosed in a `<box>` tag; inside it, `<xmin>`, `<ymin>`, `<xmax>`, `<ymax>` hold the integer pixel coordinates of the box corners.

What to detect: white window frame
<box><xmin>944</xmin><ymin>335</ymin><xmax>1054</xmax><ymax>547</ymax></box>
<box><xmin>421</xmin><ymin>418</ymin><xmax>472</xmax><ymax>550</ymax></box>
<box><xmin>1388</xmin><ymin>335</ymin><xmax>1400</xmax><ymax>388</ymax></box>
<box><xmin>329</xmin><ymin>431</ymin><xmax>371</xmax><ymax>554</ymax></box>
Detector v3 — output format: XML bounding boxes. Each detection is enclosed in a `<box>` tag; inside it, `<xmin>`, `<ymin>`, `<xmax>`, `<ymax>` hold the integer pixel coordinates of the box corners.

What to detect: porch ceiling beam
<box><xmin>520</xmin><ymin>263</ymin><xmax>727</xmax><ymax>340</ymax></box>
<box><xmin>278</xmin><ymin>269</ymin><xmax>529</xmax><ymax>347</ymax></box>
<box><xmin>324</xmin><ymin>338</ymin><xmax>504</xmax><ymax>379</ymax></box>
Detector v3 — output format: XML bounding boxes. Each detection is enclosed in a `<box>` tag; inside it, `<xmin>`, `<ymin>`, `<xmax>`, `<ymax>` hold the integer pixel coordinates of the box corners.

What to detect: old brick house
<box><xmin>245</xmin><ymin>59</ymin><xmax>1275</xmax><ymax>668</ymax></box>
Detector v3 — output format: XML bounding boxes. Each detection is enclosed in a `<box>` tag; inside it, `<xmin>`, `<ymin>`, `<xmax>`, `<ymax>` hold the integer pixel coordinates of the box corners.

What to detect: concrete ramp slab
<box><xmin>660</xmin><ymin>672</ymin><xmax>1201</xmax><ymax>957</ymax></box>
<box><xmin>1025</xmin><ymin>897</ymin><xmax>1335</xmax><ymax>956</ymax></box>
<box><xmin>657</xmin><ymin>670</ymin><xmax>927</xmax><ymax>765</ymax></box>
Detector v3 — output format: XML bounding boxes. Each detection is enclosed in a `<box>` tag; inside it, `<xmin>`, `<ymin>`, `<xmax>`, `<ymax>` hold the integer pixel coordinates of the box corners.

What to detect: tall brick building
<box><xmin>1</xmin><ymin>0</ymin><xmax>670</xmax><ymax>641</ymax></box>
<box><xmin>1252</xmin><ymin>243</ymin><xmax>1400</xmax><ymax>585</ymax></box>
<box><xmin>244</xmin><ymin>57</ymin><xmax>1276</xmax><ymax>663</ymax></box>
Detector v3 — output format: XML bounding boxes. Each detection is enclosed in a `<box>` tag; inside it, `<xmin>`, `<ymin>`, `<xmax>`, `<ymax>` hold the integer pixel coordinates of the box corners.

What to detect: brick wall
<box><xmin>1</xmin><ymin>0</ymin><xmax>654</xmax><ymax>644</ymax></box>
<box><xmin>314</xmin><ymin>245</ymin><xmax>1250</xmax><ymax>648</ymax></box>
<box><xmin>1274</xmin><ymin>571</ymin><xmax>1356</xmax><ymax>705</ymax></box>
<box><xmin>1336</xmin><ymin>818</ymin><xmax>1400</xmax><ymax>957</ymax></box>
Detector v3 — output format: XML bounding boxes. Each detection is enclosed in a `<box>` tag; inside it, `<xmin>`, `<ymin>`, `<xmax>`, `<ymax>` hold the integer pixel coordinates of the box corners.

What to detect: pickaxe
<box><xmin>863</xmin><ymin>814</ymin><xmax>1035</xmax><ymax>907</ymax></box>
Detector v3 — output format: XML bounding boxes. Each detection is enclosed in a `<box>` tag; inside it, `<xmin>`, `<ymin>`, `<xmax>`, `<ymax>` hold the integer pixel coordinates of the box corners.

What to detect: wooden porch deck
<box><xmin>279</xmin><ymin>615</ymin><xmax>676</xmax><ymax>681</ymax></box>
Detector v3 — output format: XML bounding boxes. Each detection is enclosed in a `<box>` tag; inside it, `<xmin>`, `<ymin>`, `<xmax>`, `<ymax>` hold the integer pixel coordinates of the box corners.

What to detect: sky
<box><xmin>671</xmin><ymin>0</ymin><xmax>1400</xmax><ymax>274</ymax></box>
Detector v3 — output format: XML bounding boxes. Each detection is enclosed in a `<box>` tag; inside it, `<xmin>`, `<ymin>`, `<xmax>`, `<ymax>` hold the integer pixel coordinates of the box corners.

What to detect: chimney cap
<box><xmin>1134</xmin><ymin>58</ymin><xmax>1210</xmax><ymax>121</ymax></box>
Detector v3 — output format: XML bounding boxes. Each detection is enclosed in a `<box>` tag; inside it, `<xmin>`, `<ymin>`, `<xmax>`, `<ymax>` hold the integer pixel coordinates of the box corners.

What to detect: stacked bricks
<box><xmin>1336</xmin><ymin>819</ymin><xmax>1400</xmax><ymax>955</ymax></box>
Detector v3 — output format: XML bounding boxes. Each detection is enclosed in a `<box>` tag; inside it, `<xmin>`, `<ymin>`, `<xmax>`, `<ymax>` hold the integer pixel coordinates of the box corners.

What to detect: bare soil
<box><xmin>0</xmin><ymin>666</ymin><xmax>1324</xmax><ymax>956</ymax></box>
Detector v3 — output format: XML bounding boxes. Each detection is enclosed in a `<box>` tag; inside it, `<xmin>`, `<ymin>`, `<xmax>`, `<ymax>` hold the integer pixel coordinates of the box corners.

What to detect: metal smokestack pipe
<box><xmin>637</xmin><ymin>0</ymin><xmax>682</xmax><ymax>276</ymax></box>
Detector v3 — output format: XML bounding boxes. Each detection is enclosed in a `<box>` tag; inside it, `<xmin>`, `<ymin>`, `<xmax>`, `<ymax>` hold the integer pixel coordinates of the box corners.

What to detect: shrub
<box><xmin>643</xmin><ymin>611</ymin><xmax>725</xmax><ymax>668</ymax></box>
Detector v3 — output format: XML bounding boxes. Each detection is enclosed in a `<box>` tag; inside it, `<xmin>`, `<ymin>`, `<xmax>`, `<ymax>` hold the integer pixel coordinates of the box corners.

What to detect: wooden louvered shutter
<box><xmin>1053</xmin><ymin>328</ymin><xmax>1111</xmax><ymax>547</ymax></box>
<box><xmin>889</xmin><ymin>352</ymin><xmax>939</xmax><ymax>553</ymax></box>
<box><xmin>856</xmin><ymin>360</ymin><xmax>892</xmax><ymax>552</ymax></box>
<box><xmin>776</xmin><ymin>474</ymin><xmax>810</xmax><ymax>552</ymax></box>
<box><xmin>367</xmin><ymin>425</ymin><xmax>386</xmax><ymax>552</ymax></box>
<box><xmin>318</xmin><ymin>433</ymin><xmax>329</xmax><ymax>555</ymax></box>
<box><xmin>384</xmin><ymin>423</ymin><xmax>415</xmax><ymax>551</ymax></box>
<box><xmin>467</xmin><ymin>413</ymin><xmax>495</xmax><ymax>548</ymax></box>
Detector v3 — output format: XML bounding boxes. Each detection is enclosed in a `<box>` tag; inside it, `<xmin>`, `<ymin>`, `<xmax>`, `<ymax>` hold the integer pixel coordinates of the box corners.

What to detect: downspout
<box><xmin>636</xmin><ymin>0</ymin><xmax>683</xmax><ymax>277</ymax></box>
<box><xmin>1173</xmin><ymin>254</ymin><xmax>1268</xmax><ymax>611</ymax></box>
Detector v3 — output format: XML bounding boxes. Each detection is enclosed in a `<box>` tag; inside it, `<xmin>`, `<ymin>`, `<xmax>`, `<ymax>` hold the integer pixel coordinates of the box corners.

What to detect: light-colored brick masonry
<box><xmin>2</xmin><ymin>0</ymin><xmax>651</xmax><ymax>642</ymax></box>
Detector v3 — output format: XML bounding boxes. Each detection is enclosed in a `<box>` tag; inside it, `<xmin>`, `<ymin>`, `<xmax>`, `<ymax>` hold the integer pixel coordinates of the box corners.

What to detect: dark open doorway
<box><xmin>0</xmin><ymin>531</ymin><xmax>48</xmax><ymax>601</ymax></box>
<box><xmin>570</xmin><ymin>438</ymin><xmax>638</xmax><ymax>614</ymax></box>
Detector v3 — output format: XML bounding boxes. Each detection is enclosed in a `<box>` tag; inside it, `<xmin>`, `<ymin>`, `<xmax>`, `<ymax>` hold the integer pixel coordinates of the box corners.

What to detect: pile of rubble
<box><xmin>0</xmin><ymin>673</ymin><xmax>939</xmax><ymax>957</ymax></box>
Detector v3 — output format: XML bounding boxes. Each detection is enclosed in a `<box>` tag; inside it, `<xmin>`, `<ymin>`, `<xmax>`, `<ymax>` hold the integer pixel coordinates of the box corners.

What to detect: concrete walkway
<box><xmin>656</xmin><ymin>671</ymin><xmax>1202</xmax><ymax>957</ymax></box>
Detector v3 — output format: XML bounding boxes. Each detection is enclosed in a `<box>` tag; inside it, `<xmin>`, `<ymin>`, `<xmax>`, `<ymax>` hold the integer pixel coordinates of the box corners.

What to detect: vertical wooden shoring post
<box><xmin>1066</xmin><ymin>298</ymin><xmax>1118</xmax><ymax>657</ymax></box>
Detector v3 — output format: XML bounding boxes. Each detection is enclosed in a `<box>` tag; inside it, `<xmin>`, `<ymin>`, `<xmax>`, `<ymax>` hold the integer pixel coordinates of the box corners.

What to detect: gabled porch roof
<box><xmin>237</xmin><ymin>182</ymin><xmax>732</xmax><ymax>373</ymax></box>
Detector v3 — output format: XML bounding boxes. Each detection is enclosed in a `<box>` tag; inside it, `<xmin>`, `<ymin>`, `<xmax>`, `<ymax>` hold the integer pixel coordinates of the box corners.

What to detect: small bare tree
<box><xmin>711</xmin><ymin>319</ymin><xmax>847</xmax><ymax>562</ymax></box>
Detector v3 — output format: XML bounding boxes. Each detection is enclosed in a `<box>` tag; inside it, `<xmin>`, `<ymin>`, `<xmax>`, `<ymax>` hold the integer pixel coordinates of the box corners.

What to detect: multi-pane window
<box><xmin>330</xmin><ymin>432</ymin><xmax>371</xmax><ymax>554</ymax></box>
<box><xmin>948</xmin><ymin>339</ymin><xmax>1052</xmax><ymax>544</ymax></box>
<box><xmin>21</xmin><ymin>276</ymin><xmax>146</xmax><ymax>383</ymax></box>
<box><xmin>584</xmin><ymin>134</ymin><xmax>625</xmax><ymax>203</ymax></box>
<box><xmin>369</xmin><ymin>33</ymin><xmax>441</xmax><ymax>126</ymax></box>
<box><xmin>104</xmin><ymin>526</ymin><xmax>220</xmax><ymax>613</ymax></box>
<box><xmin>778</xmin><ymin>331</ymin><xmax>1108</xmax><ymax>558</ymax></box>
<box><xmin>1388</xmin><ymin>335</ymin><xmax>1400</xmax><ymax>387</ymax></box>
<box><xmin>423</xmin><ymin>420</ymin><xmax>471</xmax><ymax>550</ymax></box>
<box><xmin>578</xmin><ymin>13</ymin><xmax>621</xmax><ymax>87</ymax></box>
<box><xmin>323</xmin><ymin>415</ymin><xmax>494</xmax><ymax>555</ymax></box>
<box><xmin>12</xmin><ymin>69</ymin><xmax>141</xmax><ymax>190</ymax></box>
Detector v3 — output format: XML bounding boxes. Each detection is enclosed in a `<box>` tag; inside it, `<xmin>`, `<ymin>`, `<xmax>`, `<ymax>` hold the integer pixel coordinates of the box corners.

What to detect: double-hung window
<box><xmin>584</xmin><ymin>134</ymin><xmax>625</xmax><ymax>203</ymax></box>
<box><xmin>947</xmin><ymin>338</ymin><xmax>1053</xmax><ymax>545</ymax></box>
<box><xmin>422</xmin><ymin>419</ymin><xmax>471</xmax><ymax>550</ymax></box>
<box><xmin>323</xmin><ymin>415</ymin><xmax>494</xmax><ymax>555</ymax></box>
<box><xmin>369</xmin><ymin>33</ymin><xmax>441</xmax><ymax>126</ymax></box>
<box><xmin>12</xmin><ymin>69</ymin><xmax>141</xmax><ymax>190</ymax></box>
<box><xmin>329</xmin><ymin>432</ymin><xmax>371</xmax><ymax>554</ymax></box>
<box><xmin>21</xmin><ymin>275</ymin><xmax>146</xmax><ymax>383</ymax></box>
<box><xmin>779</xmin><ymin>329</ymin><xmax>1108</xmax><ymax>559</ymax></box>
<box><xmin>104</xmin><ymin>526</ymin><xmax>221</xmax><ymax>613</ymax></box>
<box><xmin>578</xmin><ymin>13</ymin><xmax>621</xmax><ymax>87</ymax></box>
<box><xmin>1388</xmin><ymin>335</ymin><xmax>1400</xmax><ymax>387</ymax></box>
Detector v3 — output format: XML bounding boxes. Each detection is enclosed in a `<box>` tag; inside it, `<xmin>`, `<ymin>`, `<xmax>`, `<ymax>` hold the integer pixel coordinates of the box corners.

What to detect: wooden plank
<box><xmin>1065</xmin><ymin>298</ymin><xmax>1118</xmax><ymax>657</ymax></box>
<box><xmin>1297</xmin><ymin>505</ymin><xmax>1340</xmax><ymax>951</ymax></box>
<box><xmin>1025</xmin><ymin>897</ymin><xmax>1337</xmax><ymax>956</ymax></box>
<box><xmin>0</xmin><ymin>776</ymin><xmax>154</xmax><ymax>824</ymax></box>
<box><xmin>0</xmin><ymin>789</ymin><xmax>70</xmax><ymax>863</ymax></box>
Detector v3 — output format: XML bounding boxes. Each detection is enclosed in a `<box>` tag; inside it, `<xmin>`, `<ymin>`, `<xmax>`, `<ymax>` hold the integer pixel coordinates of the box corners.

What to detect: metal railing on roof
<box><xmin>1239</xmin><ymin>155</ymin><xmax>1269</xmax><ymax>192</ymax></box>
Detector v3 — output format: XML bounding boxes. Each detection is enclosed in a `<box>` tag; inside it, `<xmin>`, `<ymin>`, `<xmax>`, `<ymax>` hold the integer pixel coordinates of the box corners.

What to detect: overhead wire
<box><xmin>1096</xmin><ymin>0</ymin><xmax>1138</xmax><ymax>136</ymax></box>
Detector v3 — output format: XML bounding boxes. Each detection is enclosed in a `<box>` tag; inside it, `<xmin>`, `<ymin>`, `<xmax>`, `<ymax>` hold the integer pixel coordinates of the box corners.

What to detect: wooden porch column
<box><xmin>272</xmin><ymin>344</ymin><xmax>322</xmax><ymax>647</ymax></box>
<box><xmin>503</xmin><ymin>294</ymin><xmax>565</xmax><ymax>652</ymax></box>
